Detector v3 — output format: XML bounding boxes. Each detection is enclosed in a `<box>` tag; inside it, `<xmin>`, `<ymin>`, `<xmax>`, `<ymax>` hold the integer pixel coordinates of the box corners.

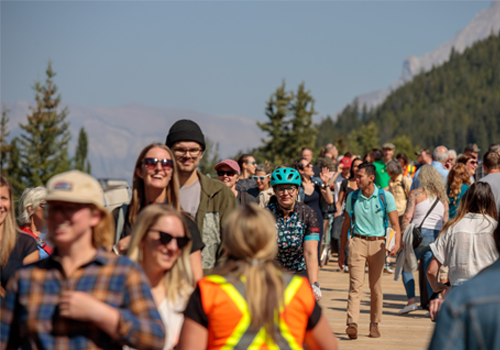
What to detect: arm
<box><xmin>426</xmin><ymin>257</ymin><xmax>447</xmax><ymax>293</ymax></box>
<box><xmin>441</xmin><ymin>199</ymin><xmax>449</xmax><ymax>224</ymax></box>
<box><xmin>189</xmin><ymin>250</ymin><xmax>203</xmax><ymax>283</ymax></box>
<box><xmin>335</xmin><ymin>190</ymin><xmax>345</xmax><ymax>217</ymax></box>
<box><xmin>401</xmin><ymin>189</ymin><xmax>420</xmax><ymax>232</ymax></box>
<box><xmin>178</xmin><ymin>317</ymin><xmax>208</xmax><ymax>350</ymax></box>
<box><xmin>304</xmin><ymin>315</ymin><xmax>338</xmax><ymax>350</ymax></box>
<box><xmin>304</xmin><ymin>240</ymin><xmax>319</xmax><ymax>286</ymax></box>
<box><xmin>338</xmin><ymin>211</ymin><xmax>352</xmax><ymax>269</ymax></box>
<box><xmin>387</xmin><ymin>210</ymin><xmax>401</xmax><ymax>256</ymax></box>
<box><xmin>22</xmin><ymin>250</ymin><xmax>39</xmax><ymax>265</ymax></box>
<box><xmin>319</xmin><ymin>167</ymin><xmax>334</xmax><ymax>204</ymax></box>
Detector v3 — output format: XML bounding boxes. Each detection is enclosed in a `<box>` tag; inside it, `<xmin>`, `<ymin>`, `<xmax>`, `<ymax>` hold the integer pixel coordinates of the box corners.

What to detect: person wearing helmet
<box><xmin>267</xmin><ymin>167</ymin><xmax>322</xmax><ymax>301</ymax></box>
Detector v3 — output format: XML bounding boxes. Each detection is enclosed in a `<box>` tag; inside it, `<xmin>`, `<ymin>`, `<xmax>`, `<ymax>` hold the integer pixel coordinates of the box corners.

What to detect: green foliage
<box><xmin>391</xmin><ymin>135</ymin><xmax>418</xmax><ymax>162</ymax></box>
<box><xmin>317</xmin><ymin>30</ymin><xmax>500</xmax><ymax>157</ymax></box>
<box><xmin>74</xmin><ymin>127</ymin><xmax>91</xmax><ymax>174</ymax></box>
<box><xmin>18</xmin><ymin>60</ymin><xmax>72</xmax><ymax>187</ymax></box>
<box><xmin>197</xmin><ymin>137</ymin><xmax>220</xmax><ymax>177</ymax></box>
<box><xmin>257</xmin><ymin>81</ymin><xmax>317</xmax><ymax>166</ymax></box>
<box><xmin>346</xmin><ymin>122</ymin><xmax>379</xmax><ymax>157</ymax></box>
<box><xmin>0</xmin><ymin>106</ymin><xmax>11</xmax><ymax>174</ymax></box>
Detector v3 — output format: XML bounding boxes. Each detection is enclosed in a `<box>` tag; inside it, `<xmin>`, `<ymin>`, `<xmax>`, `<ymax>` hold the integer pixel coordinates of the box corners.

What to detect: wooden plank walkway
<box><xmin>318</xmin><ymin>255</ymin><xmax>435</xmax><ymax>350</ymax></box>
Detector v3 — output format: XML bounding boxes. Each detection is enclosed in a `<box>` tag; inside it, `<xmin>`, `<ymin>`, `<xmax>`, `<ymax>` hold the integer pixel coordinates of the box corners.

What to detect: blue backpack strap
<box><xmin>347</xmin><ymin>190</ymin><xmax>360</xmax><ymax>239</ymax></box>
<box><xmin>377</xmin><ymin>188</ymin><xmax>388</xmax><ymax>231</ymax></box>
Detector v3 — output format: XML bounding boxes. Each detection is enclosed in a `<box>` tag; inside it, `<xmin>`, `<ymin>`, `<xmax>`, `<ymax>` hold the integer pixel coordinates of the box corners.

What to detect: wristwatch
<box><xmin>311</xmin><ymin>282</ymin><xmax>320</xmax><ymax>288</ymax></box>
<box><xmin>320</xmin><ymin>183</ymin><xmax>328</xmax><ymax>189</ymax></box>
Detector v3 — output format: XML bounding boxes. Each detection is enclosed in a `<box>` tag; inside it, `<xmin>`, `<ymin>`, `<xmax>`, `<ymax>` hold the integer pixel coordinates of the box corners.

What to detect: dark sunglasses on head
<box><xmin>143</xmin><ymin>158</ymin><xmax>173</xmax><ymax>170</ymax></box>
<box><xmin>217</xmin><ymin>170</ymin><xmax>237</xmax><ymax>177</ymax></box>
<box><xmin>149</xmin><ymin>229</ymin><xmax>190</xmax><ymax>249</ymax></box>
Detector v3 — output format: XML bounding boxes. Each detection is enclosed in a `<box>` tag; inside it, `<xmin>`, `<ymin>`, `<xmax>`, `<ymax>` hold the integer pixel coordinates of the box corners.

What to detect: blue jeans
<box><xmin>402</xmin><ymin>228</ymin><xmax>439</xmax><ymax>300</ymax></box>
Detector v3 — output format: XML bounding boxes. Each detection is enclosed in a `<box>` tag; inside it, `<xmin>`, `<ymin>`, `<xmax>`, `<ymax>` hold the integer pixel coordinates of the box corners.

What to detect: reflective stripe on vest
<box><xmin>205</xmin><ymin>274</ymin><xmax>305</xmax><ymax>350</ymax></box>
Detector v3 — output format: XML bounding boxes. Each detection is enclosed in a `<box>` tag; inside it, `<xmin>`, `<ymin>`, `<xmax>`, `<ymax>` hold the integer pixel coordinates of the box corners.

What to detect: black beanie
<box><xmin>165</xmin><ymin>119</ymin><xmax>206</xmax><ymax>151</ymax></box>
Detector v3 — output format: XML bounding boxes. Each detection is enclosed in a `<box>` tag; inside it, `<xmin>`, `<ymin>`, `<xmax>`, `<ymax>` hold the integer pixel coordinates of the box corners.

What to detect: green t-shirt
<box><xmin>374</xmin><ymin>160</ymin><xmax>390</xmax><ymax>189</ymax></box>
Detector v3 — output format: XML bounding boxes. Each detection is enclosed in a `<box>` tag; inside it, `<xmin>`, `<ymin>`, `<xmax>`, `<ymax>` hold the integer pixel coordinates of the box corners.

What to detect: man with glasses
<box><xmin>166</xmin><ymin>120</ymin><xmax>237</xmax><ymax>272</ymax></box>
<box><xmin>267</xmin><ymin>167</ymin><xmax>322</xmax><ymax>301</ymax></box>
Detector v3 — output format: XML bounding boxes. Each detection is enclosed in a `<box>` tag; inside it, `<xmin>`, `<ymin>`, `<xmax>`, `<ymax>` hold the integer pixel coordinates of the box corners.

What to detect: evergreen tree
<box><xmin>74</xmin><ymin>127</ymin><xmax>91</xmax><ymax>173</ymax></box>
<box><xmin>0</xmin><ymin>106</ymin><xmax>11</xmax><ymax>175</ymax></box>
<box><xmin>19</xmin><ymin>60</ymin><xmax>71</xmax><ymax>187</ymax></box>
<box><xmin>391</xmin><ymin>135</ymin><xmax>418</xmax><ymax>161</ymax></box>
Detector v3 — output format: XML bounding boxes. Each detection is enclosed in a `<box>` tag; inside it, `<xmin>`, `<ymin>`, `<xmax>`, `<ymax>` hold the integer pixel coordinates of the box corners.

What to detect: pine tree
<box><xmin>74</xmin><ymin>127</ymin><xmax>91</xmax><ymax>173</ymax></box>
<box><xmin>0</xmin><ymin>105</ymin><xmax>11</xmax><ymax>175</ymax></box>
<box><xmin>197</xmin><ymin>137</ymin><xmax>220</xmax><ymax>177</ymax></box>
<box><xmin>19</xmin><ymin>60</ymin><xmax>71</xmax><ymax>187</ymax></box>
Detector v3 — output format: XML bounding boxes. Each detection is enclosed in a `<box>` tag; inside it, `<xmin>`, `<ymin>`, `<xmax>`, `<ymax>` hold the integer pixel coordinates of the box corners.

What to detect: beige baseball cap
<box><xmin>46</xmin><ymin>170</ymin><xmax>104</xmax><ymax>207</ymax></box>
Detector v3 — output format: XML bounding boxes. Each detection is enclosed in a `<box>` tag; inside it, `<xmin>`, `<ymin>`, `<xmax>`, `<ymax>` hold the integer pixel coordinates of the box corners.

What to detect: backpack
<box><xmin>347</xmin><ymin>187</ymin><xmax>388</xmax><ymax>239</ymax></box>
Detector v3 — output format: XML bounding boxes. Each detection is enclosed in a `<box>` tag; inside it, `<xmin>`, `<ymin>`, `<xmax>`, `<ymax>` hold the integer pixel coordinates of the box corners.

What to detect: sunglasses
<box><xmin>252</xmin><ymin>175</ymin><xmax>270</xmax><ymax>181</ymax></box>
<box><xmin>45</xmin><ymin>203</ymin><xmax>88</xmax><ymax>218</ymax></box>
<box><xmin>149</xmin><ymin>229</ymin><xmax>190</xmax><ymax>249</ymax></box>
<box><xmin>468</xmin><ymin>161</ymin><xmax>478</xmax><ymax>165</ymax></box>
<box><xmin>217</xmin><ymin>170</ymin><xmax>237</xmax><ymax>177</ymax></box>
<box><xmin>299</xmin><ymin>163</ymin><xmax>313</xmax><ymax>170</ymax></box>
<box><xmin>245</xmin><ymin>161</ymin><xmax>257</xmax><ymax>165</ymax></box>
<box><xmin>143</xmin><ymin>158</ymin><xmax>173</xmax><ymax>170</ymax></box>
<box><xmin>275</xmin><ymin>186</ymin><xmax>298</xmax><ymax>195</ymax></box>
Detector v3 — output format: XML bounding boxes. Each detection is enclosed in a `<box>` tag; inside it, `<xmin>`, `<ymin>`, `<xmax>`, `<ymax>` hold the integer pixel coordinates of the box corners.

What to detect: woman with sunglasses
<box><xmin>1</xmin><ymin>171</ymin><xmax>166</xmax><ymax>349</ymax></box>
<box><xmin>293</xmin><ymin>158</ymin><xmax>334</xmax><ymax>263</ymax></box>
<box><xmin>267</xmin><ymin>167</ymin><xmax>322</xmax><ymax>301</ymax></box>
<box><xmin>214</xmin><ymin>159</ymin><xmax>257</xmax><ymax>206</ymax></box>
<box><xmin>127</xmin><ymin>204</ymin><xmax>194</xmax><ymax>350</ymax></box>
<box><xmin>253</xmin><ymin>164</ymin><xmax>273</xmax><ymax>208</ymax></box>
<box><xmin>457</xmin><ymin>154</ymin><xmax>477</xmax><ymax>184</ymax></box>
<box><xmin>0</xmin><ymin>176</ymin><xmax>39</xmax><ymax>295</ymax></box>
<box><xmin>179</xmin><ymin>204</ymin><xmax>337</xmax><ymax>350</ymax></box>
<box><xmin>18</xmin><ymin>186</ymin><xmax>53</xmax><ymax>259</ymax></box>
<box><xmin>113</xmin><ymin>143</ymin><xmax>204</xmax><ymax>282</ymax></box>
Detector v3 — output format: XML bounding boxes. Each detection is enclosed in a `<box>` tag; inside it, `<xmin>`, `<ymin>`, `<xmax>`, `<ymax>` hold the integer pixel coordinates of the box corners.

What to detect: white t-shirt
<box><xmin>430</xmin><ymin>213</ymin><xmax>499</xmax><ymax>286</ymax></box>
<box><xmin>334</xmin><ymin>175</ymin><xmax>347</xmax><ymax>212</ymax></box>
<box><xmin>179</xmin><ymin>179</ymin><xmax>201</xmax><ymax>220</ymax></box>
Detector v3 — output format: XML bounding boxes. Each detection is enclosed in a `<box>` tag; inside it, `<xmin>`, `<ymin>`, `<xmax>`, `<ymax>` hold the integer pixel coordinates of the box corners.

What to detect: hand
<box><xmin>59</xmin><ymin>291</ymin><xmax>103</xmax><ymax>322</ymax></box>
<box><xmin>320</xmin><ymin>167</ymin><xmax>331</xmax><ymax>185</ymax></box>
<box><xmin>338</xmin><ymin>251</ymin><xmax>346</xmax><ymax>270</ymax></box>
<box><xmin>388</xmin><ymin>243</ymin><xmax>400</xmax><ymax>256</ymax></box>
<box><xmin>115</xmin><ymin>235</ymin><xmax>131</xmax><ymax>255</ymax></box>
<box><xmin>338</xmin><ymin>163</ymin><xmax>344</xmax><ymax>171</ymax></box>
<box><xmin>311</xmin><ymin>283</ymin><xmax>322</xmax><ymax>301</ymax></box>
<box><xmin>334</xmin><ymin>211</ymin><xmax>341</xmax><ymax>218</ymax></box>
<box><xmin>429</xmin><ymin>298</ymin><xmax>445</xmax><ymax>322</ymax></box>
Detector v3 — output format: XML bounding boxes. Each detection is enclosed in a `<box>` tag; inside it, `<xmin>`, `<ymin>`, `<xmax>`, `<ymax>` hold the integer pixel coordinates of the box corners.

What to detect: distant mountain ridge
<box><xmin>356</xmin><ymin>1</ymin><xmax>500</xmax><ymax>111</ymax></box>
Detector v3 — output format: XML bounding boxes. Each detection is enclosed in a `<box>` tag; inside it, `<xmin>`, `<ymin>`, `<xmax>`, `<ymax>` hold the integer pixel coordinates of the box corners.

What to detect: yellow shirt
<box><xmin>389</xmin><ymin>174</ymin><xmax>412</xmax><ymax>216</ymax></box>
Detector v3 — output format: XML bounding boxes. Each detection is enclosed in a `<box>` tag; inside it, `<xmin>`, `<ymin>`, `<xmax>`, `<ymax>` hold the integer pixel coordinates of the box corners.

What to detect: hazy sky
<box><xmin>1</xmin><ymin>1</ymin><xmax>491</xmax><ymax>121</ymax></box>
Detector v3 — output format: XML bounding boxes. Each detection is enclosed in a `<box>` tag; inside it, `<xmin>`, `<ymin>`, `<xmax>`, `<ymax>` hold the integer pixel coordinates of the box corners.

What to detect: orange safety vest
<box><xmin>198</xmin><ymin>274</ymin><xmax>316</xmax><ymax>350</ymax></box>
<box><xmin>404</xmin><ymin>165</ymin><xmax>417</xmax><ymax>179</ymax></box>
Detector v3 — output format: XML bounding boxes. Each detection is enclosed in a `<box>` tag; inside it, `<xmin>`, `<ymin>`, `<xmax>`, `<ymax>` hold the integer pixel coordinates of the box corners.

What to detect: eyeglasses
<box><xmin>468</xmin><ymin>161</ymin><xmax>478</xmax><ymax>165</ymax></box>
<box><xmin>149</xmin><ymin>229</ymin><xmax>190</xmax><ymax>249</ymax></box>
<box><xmin>39</xmin><ymin>202</ymin><xmax>47</xmax><ymax>209</ymax></box>
<box><xmin>217</xmin><ymin>170</ymin><xmax>237</xmax><ymax>177</ymax></box>
<box><xmin>143</xmin><ymin>158</ymin><xmax>173</xmax><ymax>170</ymax></box>
<box><xmin>299</xmin><ymin>163</ymin><xmax>313</xmax><ymax>170</ymax></box>
<box><xmin>245</xmin><ymin>161</ymin><xmax>257</xmax><ymax>165</ymax></box>
<box><xmin>275</xmin><ymin>186</ymin><xmax>298</xmax><ymax>195</ymax></box>
<box><xmin>46</xmin><ymin>203</ymin><xmax>88</xmax><ymax>217</ymax></box>
<box><xmin>172</xmin><ymin>147</ymin><xmax>202</xmax><ymax>157</ymax></box>
<box><xmin>252</xmin><ymin>175</ymin><xmax>270</xmax><ymax>181</ymax></box>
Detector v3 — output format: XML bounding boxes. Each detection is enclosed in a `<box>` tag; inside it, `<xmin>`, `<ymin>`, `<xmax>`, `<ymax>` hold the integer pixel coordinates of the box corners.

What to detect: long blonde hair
<box><xmin>127</xmin><ymin>204</ymin><xmax>193</xmax><ymax>303</ymax></box>
<box><xmin>91</xmin><ymin>205</ymin><xmax>115</xmax><ymax>249</ymax></box>
<box><xmin>0</xmin><ymin>176</ymin><xmax>19</xmax><ymax>267</ymax></box>
<box><xmin>128</xmin><ymin>143</ymin><xmax>181</xmax><ymax>225</ymax></box>
<box><xmin>419</xmin><ymin>165</ymin><xmax>448</xmax><ymax>202</ymax></box>
<box><xmin>215</xmin><ymin>204</ymin><xmax>285</xmax><ymax>339</ymax></box>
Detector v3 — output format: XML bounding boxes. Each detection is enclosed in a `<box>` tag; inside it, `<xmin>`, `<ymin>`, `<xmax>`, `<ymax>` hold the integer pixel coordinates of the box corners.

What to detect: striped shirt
<box><xmin>0</xmin><ymin>248</ymin><xmax>165</xmax><ymax>350</ymax></box>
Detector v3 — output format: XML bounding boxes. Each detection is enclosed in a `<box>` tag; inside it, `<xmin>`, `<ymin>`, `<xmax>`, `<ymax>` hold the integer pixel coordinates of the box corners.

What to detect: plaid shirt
<box><xmin>0</xmin><ymin>248</ymin><xmax>165</xmax><ymax>350</ymax></box>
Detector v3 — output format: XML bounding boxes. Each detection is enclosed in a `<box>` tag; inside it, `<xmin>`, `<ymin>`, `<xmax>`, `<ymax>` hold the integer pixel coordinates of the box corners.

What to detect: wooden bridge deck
<box><xmin>319</xmin><ymin>255</ymin><xmax>435</xmax><ymax>350</ymax></box>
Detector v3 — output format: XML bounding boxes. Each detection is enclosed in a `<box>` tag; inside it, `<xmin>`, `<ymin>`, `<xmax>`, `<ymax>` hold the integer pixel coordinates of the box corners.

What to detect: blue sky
<box><xmin>1</xmin><ymin>1</ymin><xmax>492</xmax><ymax>122</ymax></box>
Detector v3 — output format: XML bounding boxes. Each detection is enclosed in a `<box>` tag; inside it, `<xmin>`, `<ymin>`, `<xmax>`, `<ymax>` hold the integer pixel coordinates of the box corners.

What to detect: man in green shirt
<box><xmin>374</xmin><ymin>143</ymin><xmax>395</xmax><ymax>189</ymax></box>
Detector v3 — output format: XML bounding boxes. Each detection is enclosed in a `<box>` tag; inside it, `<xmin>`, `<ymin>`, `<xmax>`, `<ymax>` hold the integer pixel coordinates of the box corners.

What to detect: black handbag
<box><xmin>412</xmin><ymin>198</ymin><xmax>440</xmax><ymax>249</ymax></box>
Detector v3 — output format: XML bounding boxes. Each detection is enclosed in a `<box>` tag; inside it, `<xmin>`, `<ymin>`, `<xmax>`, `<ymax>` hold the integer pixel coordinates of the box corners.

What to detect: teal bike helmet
<box><xmin>271</xmin><ymin>167</ymin><xmax>302</xmax><ymax>187</ymax></box>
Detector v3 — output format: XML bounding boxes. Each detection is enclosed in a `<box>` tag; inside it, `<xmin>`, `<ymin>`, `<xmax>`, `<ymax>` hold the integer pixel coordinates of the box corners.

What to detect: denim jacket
<box><xmin>428</xmin><ymin>258</ymin><xmax>500</xmax><ymax>350</ymax></box>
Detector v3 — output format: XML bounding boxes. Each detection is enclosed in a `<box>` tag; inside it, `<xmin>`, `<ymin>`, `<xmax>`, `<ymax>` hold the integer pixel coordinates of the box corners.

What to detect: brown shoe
<box><xmin>346</xmin><ymin>323</ymin><xmax>358</xmax><ymax>339</ymax></box>
<box><xmin>369</xmin><ymin>322</ymin><xmax>381</xmax><ymax>338</ymax></box>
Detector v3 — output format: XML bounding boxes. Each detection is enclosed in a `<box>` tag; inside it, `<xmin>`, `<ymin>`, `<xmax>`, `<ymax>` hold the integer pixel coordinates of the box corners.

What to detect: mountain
<box><xmin>356</xmin><ymin>0</ymin><xmax>500</xmax><ymax>111</ymax></box>
<box><xmin>4</xmin><ymin>102</ymin><xmax>263</xmax><ymax>182</ymax></box>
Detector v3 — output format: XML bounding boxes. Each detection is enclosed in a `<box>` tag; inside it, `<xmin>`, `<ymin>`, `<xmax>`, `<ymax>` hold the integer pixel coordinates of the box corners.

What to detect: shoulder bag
<box><xmin>412</xmin><ymin>198</ymin><xmax>440</xmax><ymax>249</ymax></box>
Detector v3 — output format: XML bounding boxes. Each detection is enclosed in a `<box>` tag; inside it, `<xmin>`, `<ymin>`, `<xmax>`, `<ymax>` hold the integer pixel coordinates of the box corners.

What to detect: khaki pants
<box><xmin>346</xmin><ymin>236</ymin><xmax>386</xmax><ymax>325</ymax></box>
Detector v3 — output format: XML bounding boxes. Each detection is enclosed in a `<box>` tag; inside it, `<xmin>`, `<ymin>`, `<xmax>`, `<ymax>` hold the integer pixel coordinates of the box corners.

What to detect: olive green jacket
<box><xmin>195</xmin><ymin>171</ymin><xmax>238</xmax><ymax>271</ymax></box>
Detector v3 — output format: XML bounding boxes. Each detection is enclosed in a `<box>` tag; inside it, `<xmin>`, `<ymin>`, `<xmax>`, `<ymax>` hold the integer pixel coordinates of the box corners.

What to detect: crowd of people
<box><xmin>1</xmin><ymin>118</ymin><xmax>499</xmax><ymax>349</ymax></box>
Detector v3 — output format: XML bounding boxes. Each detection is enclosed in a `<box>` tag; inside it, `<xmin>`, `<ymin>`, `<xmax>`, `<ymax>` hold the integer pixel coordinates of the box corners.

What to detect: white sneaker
<box><xmin>384</xmin><ymin>265</ymin><xmax>394</xmax><ymax>274</ymax></box>
<box><xmin>398</xmin><ymin>303</ymin><xmax>419</xmax><ymax>315</ymax></box>
<box><xmin>343</xmin><ymin>265</ymin><xmax>349</xmax><ymax>273</ymax></box>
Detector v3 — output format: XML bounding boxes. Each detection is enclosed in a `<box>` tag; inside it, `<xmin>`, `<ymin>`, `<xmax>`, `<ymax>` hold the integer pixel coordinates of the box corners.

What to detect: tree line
<box><xmin>316</xmin><ymin>30</ymin><xmax>500</xmax><ymax>159</ymax></box>
<box><xmin>0</xmin><ymin>61</ymin><xmax>91</xmax><ymax>197</ymax></box>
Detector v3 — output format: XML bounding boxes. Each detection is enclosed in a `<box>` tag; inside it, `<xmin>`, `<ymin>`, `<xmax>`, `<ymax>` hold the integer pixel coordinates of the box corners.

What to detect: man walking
<box><xmin>411</xmin><ymin>146</ymin><xmax>449</xmax><ymax>191</ymax></box>
<box><xmin>338</xmin><ymin>163</ymin><xmax>401</xmax><ymax>339</ymax></box>
<box><xmin>374</xmin><ymin>143</ymin><xmax>395</xmax><ymax>190</ymax></box>
<box><xmin>166</xmin><ymin>120</ymin><xmax>237</xmax><ymax>271</ymax></box>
